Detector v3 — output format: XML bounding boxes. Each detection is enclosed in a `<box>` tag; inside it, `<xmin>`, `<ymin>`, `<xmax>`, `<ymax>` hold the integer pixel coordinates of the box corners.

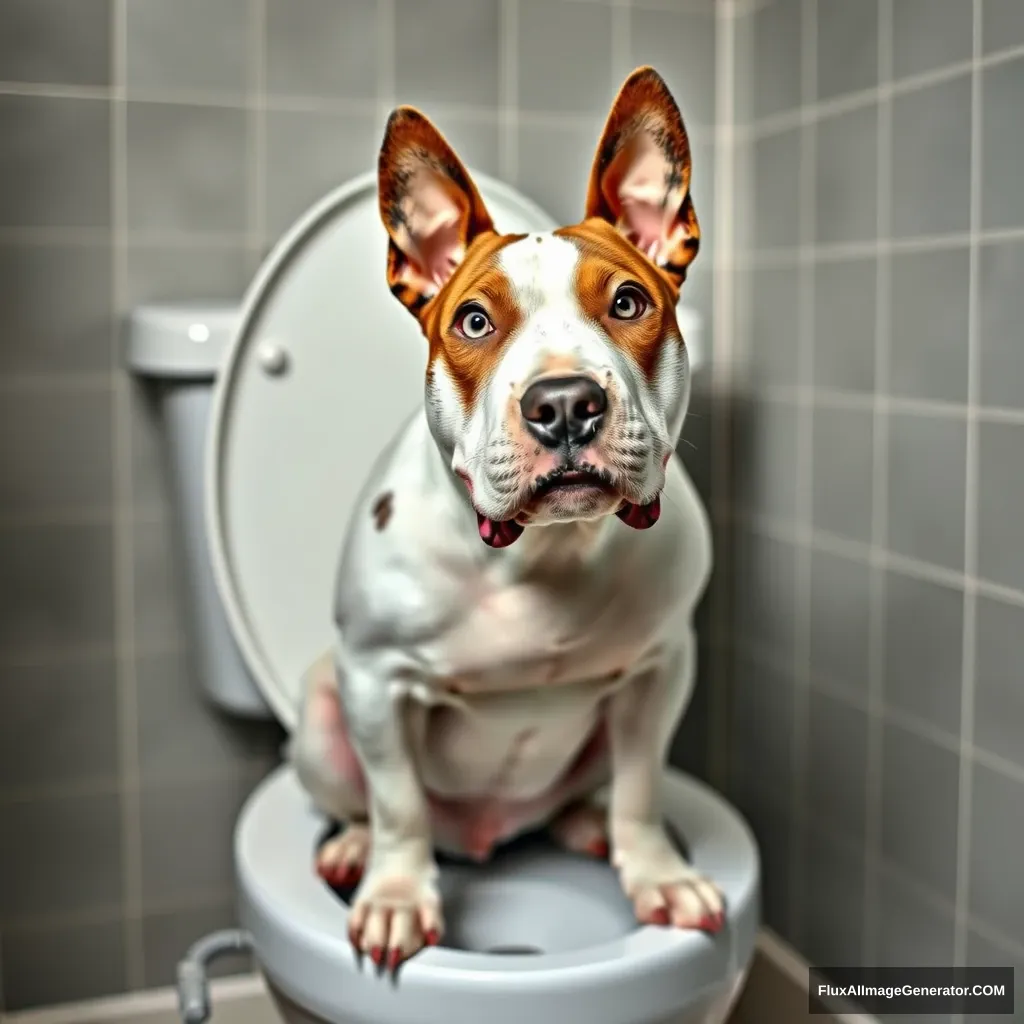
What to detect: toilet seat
<box><xmin>237</xmin><ymin>766</ymin><xmax>758</xmax><ymax>1024</ymax></box>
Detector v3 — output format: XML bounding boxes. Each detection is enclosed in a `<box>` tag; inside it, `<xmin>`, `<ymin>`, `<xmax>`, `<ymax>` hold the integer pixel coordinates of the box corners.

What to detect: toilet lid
<box><xmin>206</xmin><ymin>170</ymin><xmax>558</xmax><ymax>729</ymax></box>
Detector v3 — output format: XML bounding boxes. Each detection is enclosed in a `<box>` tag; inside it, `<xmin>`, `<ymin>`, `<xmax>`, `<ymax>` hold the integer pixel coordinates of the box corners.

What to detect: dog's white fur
<box><xmin>289</xmin><ymin>67</ymin><xmax>720</xmax><ymax>969</ymax></box>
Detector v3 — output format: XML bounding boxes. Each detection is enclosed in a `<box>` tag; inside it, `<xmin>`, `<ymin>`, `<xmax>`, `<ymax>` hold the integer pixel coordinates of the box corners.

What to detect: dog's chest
<box><xmin>418</xmin><ymin>566</ymin><xmax>661</xmax><ymax>694</ymax></box>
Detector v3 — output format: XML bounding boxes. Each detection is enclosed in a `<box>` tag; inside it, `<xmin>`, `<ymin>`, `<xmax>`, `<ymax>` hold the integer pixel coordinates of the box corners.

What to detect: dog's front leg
<box><xmin>338</xmin><ymin>648</ymin><xmax>443</xmax><ymax>970</ymax></box>
<box><xmin>607</xmin><ymin>631</ymin><xmax>725</xmax><ymax>933</ymax></box>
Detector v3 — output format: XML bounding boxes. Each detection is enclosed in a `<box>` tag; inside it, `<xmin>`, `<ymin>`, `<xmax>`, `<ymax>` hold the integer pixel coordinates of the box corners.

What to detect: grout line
<box><xmin>109</xmin><ymin>0</ymin><xmax>146</xmax><ymax>991</ymax></box>
<box><xmin>737</xmin><ymin>224</ymin><xmax>1024</xmax><ymax>267</ymax></box>
<box><xmin>741</xmin><ymin>39</ymin><xmax>1024</xmax><ymax>140</ymax></box>
<box><xmin>706</xmin><ymin>0</ymin><xmax>741</xmax><ymax>792</ymax></box>
<box><xmin>861</xmin><ymin>0</ymin><xmax>892</xmax><ymax>970</ymax></box>
<box><xmin>499</xmin><ymin>0</ymin><xmax>520</xmax><ymax>186</ymax></box>
<box><xmin>952</xmin><ymin>0</ymin><xmax>984</xmax><ymax>987</ymax></box>
<box><xmin>785</xmin><ymin>0</ymin><xmax>817</xmax><ymax>950</ymax></box>
<box><xmin>246</xmin><ymin>0</ymin><xmax>267</xmax><ymax>262</ymax></box>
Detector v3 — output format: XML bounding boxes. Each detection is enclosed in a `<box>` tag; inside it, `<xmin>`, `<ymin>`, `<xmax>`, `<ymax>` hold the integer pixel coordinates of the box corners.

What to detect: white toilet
<box><xmin>126</xmin><ymin>169</ymin><xmax>760</xmax><ymax>1024</ymax></box>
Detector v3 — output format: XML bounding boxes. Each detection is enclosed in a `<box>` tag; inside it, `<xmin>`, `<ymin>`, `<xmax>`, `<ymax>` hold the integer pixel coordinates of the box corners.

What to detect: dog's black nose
<box><xmin>520</xmin><ymin>375</ymin><xmax>608</xmax><ymax>449</ymax></box>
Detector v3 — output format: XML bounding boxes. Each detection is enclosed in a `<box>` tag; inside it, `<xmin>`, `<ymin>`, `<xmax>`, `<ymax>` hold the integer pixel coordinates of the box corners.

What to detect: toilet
<box><xmin>126</xmin><ymin>169</ymin><xmax>760</xmax><ymax>1024</ymax></box>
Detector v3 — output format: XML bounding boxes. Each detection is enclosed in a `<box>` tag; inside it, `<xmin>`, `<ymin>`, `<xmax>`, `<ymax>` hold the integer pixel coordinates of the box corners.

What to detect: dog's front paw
<box><xmin>347</xmin><ymin>859</ymin><xmax>444</xmax><ymax>973</ymax></box>
<box><xmin>612</xmin><ymin>821</ymin><xmax>725</xmax><ymax>933</ymax></box>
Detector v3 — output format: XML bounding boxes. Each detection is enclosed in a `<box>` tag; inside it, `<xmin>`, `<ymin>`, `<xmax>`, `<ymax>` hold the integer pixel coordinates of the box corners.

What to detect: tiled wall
<box><xmin>726</xmin><ymin>0</ymin><xmax>1024</xmax><ymax>1007</ymax></box>
<box><xmin>0</xmin><ymin>0</ymin><xmax>717</xmax><ymax>1011</ymax></box>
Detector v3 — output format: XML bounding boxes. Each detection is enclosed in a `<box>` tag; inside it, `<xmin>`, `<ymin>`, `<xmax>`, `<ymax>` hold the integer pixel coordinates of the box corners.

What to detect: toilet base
<box><xmin>264</xmin><ymin>970</ymin><xmax>750</xmax><ymax>1024</ymax></box>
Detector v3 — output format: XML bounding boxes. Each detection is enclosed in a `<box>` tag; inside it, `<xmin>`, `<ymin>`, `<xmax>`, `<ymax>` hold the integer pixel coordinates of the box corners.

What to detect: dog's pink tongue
<box><xmin>477</xmin><ymin>513</ymin><xmax>524</xmax><ymax>548</ymax></box>
<box><xmin>616</xmin><ymin>496</ymin><xmax>662</xmax><ymax>530</ymax></box>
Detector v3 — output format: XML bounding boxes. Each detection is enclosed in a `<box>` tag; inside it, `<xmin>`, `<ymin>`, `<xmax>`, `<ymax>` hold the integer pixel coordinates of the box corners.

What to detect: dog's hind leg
<box><xmin>291</xmin><ymin>650</ymin><xmax>371</xmax><ymax>887</ymax></box>
<box><xmin>548</xmin><ymin>791</ymin><xmax>611</xmax><ymax>859</ymax></box>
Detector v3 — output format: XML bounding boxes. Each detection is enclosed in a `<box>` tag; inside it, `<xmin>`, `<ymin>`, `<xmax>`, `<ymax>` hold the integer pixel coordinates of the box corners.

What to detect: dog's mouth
<box><xmin>474</xmin><ymin>464</ymin><xmax>662</xmax><ymax>549</ymax></box>
<box><xmin>531</xmin><ymin>464</ymin><xmax>617</xmax><ymax>499</ymax></box>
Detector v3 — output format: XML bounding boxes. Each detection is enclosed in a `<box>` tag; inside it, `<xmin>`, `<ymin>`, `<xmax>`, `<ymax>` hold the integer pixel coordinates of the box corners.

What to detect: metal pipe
<box><xmin>176</xmin><ymin>929</ymin><xmax>255</xmax><ymax>1024</ymax></box>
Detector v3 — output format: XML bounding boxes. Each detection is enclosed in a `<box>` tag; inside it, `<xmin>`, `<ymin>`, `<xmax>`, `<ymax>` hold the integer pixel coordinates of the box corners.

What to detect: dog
<box><xmin>290</xmin><ymin>66</ymin><xmax>721</xmax><ymax>975</ymax></box>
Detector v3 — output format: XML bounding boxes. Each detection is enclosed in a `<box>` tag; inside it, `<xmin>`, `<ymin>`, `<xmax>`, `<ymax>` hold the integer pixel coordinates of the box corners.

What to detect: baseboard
<box><xmin>1</xmin><ymin>930</ymin><xmax>880</xmax><ymax>1024</ymax></box>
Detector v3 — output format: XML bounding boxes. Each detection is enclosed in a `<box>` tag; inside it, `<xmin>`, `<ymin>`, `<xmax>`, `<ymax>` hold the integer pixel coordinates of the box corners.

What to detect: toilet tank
<box><xmin>125</xmin><ymin>303</ymin><xmax>273</xmax><ymax>720</ymax></box>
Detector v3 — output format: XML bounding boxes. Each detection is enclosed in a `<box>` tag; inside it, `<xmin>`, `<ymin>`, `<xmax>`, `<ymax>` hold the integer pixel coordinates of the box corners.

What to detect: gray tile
<box><xmin>734</xmin><ymin>788</ymin><xmax>792</xmax><ymax>936</ymax></box>
<box><xmin>966</xmin><ymin>928</ymin><xmax>1024</xmax><ymax>1024</ymax></box>
<box><xmin>396</xmin><ymin>0</ymin><xmax>501</xmax><ymax>110</ymax></box>
<box><xmin>886</xmin><ymin>412</ymin><xmax>967</xmax><ymax>571</ymax></box>
<box><xmin>883</xmin><ymin>571</ymin><xmax>964</xmax><ymax>737</ymax></box>
<box><xmin>731</xmin><ymin>397</ymin><xmax>801</xmax><ymax>521</ymax></box>
<box><xmin>970</xmin><ymin>762</ymin><xmax>1024</xmax><ymax>945</ymax></box>
<box><xmin>892</xmin><ymin>76</ymin><xmax>972</xmax><ymax>239</ymax></box>
<box><xmin>731</xmin><ymin>652</ymin><xmax>795</xmax><ymax>800</ymax></box>
<box><xmin>809</xmin><ymin>549</ymin><xmax>872</xmax><ymax>696</ymax></box>
<box><xmin>874</xmin><ymin>865</ymin><xmax>956</xmax><ymax>967</ymax></box>
<box><xmin>892</xmin><ymin>0</ymin><xmax>973</xmax><ymax>80</ymax></box>
<box><xmin>978</xmin><ymin>421</ymin><xmax>1024</xmax><ymax>592</ymax></box>
<box><xmin>732</xmin><ymin>532</ymin><xmax>799</xmax><ymax>661</ymax></box>
<box><xmin>132</xmin><ymin>518</ymin><xmax>189</xmax><ymax>653</ymax></box>
<box><xmin>124</xmin><ymin>243</ymin><xmax>250</xmax><ymax>309</ymax></box>
<box><xmin>983</xmin><ymin>0</ymin><xmax>1024</xmax><ymax>54</ymax></box>
<box><xmin>517</xmin><ymin>1</ymin><xmax>614</xmax><ymax>117</ymax></box>
<box><xmin>0</xmin><ymin>656</ymin><xmax>118</xmax><ymax>795</ymax></box>
<box><xmin>981</xmin><ymin>58</ymin><xmax>1024</xmax><ymax>231</ymax></box>
<box><xmin>265</xmin><ymin>0</ymin><xmax>377</xmax><ymax>100</ymax></box>
<box><xmin>0</xmin><ymin>96</ymin><xmax>110</xmax><ymax>228</ymax></box>
<box><xmin>975</xmin><ymin>596</ymin><xmax>1024</xmax><ymax>772</ymax></box>
<box><xmin>980</xmin><ymin>241</ymin><xmax>1024</xmax><ymax>409</ymax></box>
<box><xmin>515</xmin><ymin>119</ymin><xmax>604</xmax><ymax>227</ymax></box>
<box><xmin>753</xmin><ymin>129</ymin><xmax>801</xmax><ymax>251</ymax></box>
<box><xmin>889</xmin><ymin>248</ymin><xmax>970</xmax><ymax>403</ymax></box>
<box><xmin>137</xmin><ymin>648</ymin><xmax>283</xmax><ymax>785</ymax></box>
<box><xmin>0</xmin><ymin>244</ymin><xmax>113</xmax><ymax>376</ymax></box>
<box><xmin>0</xmin><ymin>386</ymin><xmax>112</xmax><ymax>516</ymax></box>
<box><xmin>142</xmin><ymin>902</ymin><xmax>253</xmax><ymax>989</ymax></box>
<box><xmin>627</xmin><ymin>8</ymin><xmax>716</xmax><ymax>128</ymax></box>
<box><xmin>816</xmin><ymin>0</ymin><xmax>878</xmax><ymax>101</ymax></box>
<box><xmin>1</xmin><ymin>918</ymin><xmax>126</xmax><ymax>1012</ymax></box>
<box><xmin>0</xmin><ymin>524</ymin><xmax>115</xmax><ymax>655</ymax></box>
<box><xmin>433</xmin><ymin>113</ymin><xmax>502</xmax><ymax>181</ymax></box>
<box><xmin>807</xmin><ymin>689</ymin><xmax>869</xmax><ymax>842</ymax></box>
<box><xmin>749</xmin><ymin>266</ymin><xmax>800</xmax><ymax>386</ymax></box>
<box><xmin>811</xmin><ymin>405</ymin><xmax>874</xmax><ymax>544</ymax></box>
<box><xmin>126</xmin><ymin>103</ymin><xmax>248</xmax><ymax>234</ymax></box>
<box><xmin>0</xmin><ymin>791</ymin><xmax>122</xmax><ymax>923</ymax></box>
<box><xmin>126</xmin><ymin>0</ymin><xmax>249</xmax><ymax>96</ymax></box>
<box><xmin>812</xmin><ymin>256</ymin><xmax>878</xmax><ymax>393</ymax></box>
<box><xmin>264</xmin><ymin>110</ymin><xmax>383</xmax><ymax>236</ymax></box>
<box><xmin>803</xmin><ymin>827</ymin><xmax>866</xmax><ymax>968</ymax></box>
<box><xmin>753</xmin><ymin>0</ymin><xmax>802</xmax><ymax>120</ymax></box>
<box><xmin>140</xmin><ymin>774</ymin><xmax>259</xmax><ymax>910</ymax></box>
<box><xmin>880</xmin><ymin>721</ymin><xmax>960</xmax><ymax>901</ymax></box>
<box><xmin>0</xmin><ymin>0</ymin><xmax>111</xmax><ymax>87</ymax></box>
<box><xmin>815</xmin><ymin>106</ymin><xmax>878</xmax><ymax>245</ymax></box>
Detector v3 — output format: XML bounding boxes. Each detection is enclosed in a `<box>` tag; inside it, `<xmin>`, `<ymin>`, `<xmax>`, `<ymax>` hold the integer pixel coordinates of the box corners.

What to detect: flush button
<box><xmin>258</xmin><ymin>342</ymin><xmax>289</xmax><ymax>376</ymax></box>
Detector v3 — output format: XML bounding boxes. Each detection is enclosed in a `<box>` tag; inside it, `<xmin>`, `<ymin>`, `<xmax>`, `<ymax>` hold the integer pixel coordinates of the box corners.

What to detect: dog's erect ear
<box><xmin>377</xmin><ymin>107</ymin><xmax>495</xmax><ymax>318</ymax></box>
<box><xmin>585</xmin><ymin>67</ymin><xmax>699</xmax><ymax>292</ymax></box>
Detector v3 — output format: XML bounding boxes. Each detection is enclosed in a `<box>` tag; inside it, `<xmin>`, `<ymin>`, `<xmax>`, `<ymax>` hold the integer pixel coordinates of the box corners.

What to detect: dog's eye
<box><xmin>610</xmin><ymin>285</ymin><xmax>649</xmax><ymax>321</ymax></box>
<box><xmin>454</xmin><ymin>305</ymin><xmax>495</xmax><ymax>340</ymax></box>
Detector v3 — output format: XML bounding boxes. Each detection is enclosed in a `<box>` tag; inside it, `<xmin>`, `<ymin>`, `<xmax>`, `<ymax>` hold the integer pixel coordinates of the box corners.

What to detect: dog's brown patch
<box><xmin>372</xmin><ymin>492</ymin><xmax>394</xmax><ymax>531</ymax></box>
<box><xmin>557</xmin><ymin>218</ymin><xmax>682</xmax><ymax>381</ymax></box>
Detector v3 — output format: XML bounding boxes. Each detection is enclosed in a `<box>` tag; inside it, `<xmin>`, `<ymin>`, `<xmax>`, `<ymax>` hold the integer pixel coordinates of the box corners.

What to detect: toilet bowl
<box><xmin>125</xmin><ymin>168</ymin><xmax>759</xmax><ymax>1024</ymax></box>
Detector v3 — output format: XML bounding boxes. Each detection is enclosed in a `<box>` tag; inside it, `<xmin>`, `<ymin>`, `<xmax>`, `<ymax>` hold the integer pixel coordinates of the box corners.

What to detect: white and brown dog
<box><xmin>292</xmin><ymin>66</ymin><xmax>721</xmax><ymax>974</ymax></box>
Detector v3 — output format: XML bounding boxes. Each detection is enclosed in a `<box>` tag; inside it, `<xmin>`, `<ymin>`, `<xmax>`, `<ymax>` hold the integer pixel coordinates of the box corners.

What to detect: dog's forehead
<box><xmin>496</xmin><ymin>233</ymin><xmax>581</xmax><ymax>311</ymax></box>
